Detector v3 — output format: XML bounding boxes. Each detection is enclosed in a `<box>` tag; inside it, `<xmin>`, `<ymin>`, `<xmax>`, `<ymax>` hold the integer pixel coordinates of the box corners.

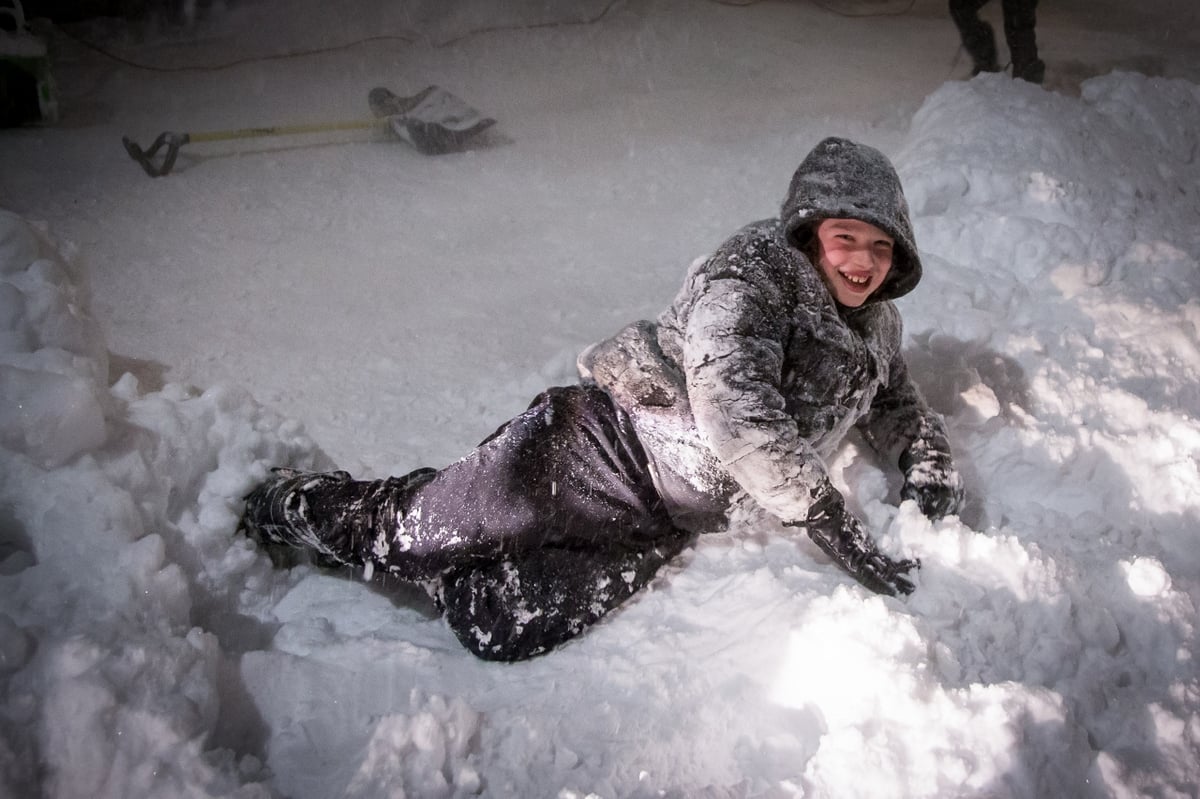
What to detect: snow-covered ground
<box><xmin>2</xmin><ymin>0</ymin><xmax>1199</xmax><ymax>796</ymax></box>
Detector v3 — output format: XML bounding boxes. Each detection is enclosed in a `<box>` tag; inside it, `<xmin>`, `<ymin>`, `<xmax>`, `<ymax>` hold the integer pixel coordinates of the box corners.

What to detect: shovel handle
<box><xmin>122</xmin><ymin>118</ymin><xmax>386</xmax><ymax>177</ymax></box>
<box><xmin>186</xmin><ymin>118</ymin><xmax>382</xmax><ymax>143</ymax></box>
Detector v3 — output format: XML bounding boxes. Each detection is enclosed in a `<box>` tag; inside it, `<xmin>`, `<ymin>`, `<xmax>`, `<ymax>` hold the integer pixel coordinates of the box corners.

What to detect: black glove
<box><xmin>899</xmin><ymin>450</ymin><xmax>964</xmax><ymax>520</ymax></box>
<box><xmin>790</xmin><ymin>492</ymin><xmax>920</xmax><ymax>596</ymax></box>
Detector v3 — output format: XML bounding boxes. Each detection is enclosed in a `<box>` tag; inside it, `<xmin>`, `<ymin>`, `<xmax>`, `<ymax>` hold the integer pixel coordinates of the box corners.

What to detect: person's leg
<box><xmin>1001</xmin><ymin>0</ymin><xmax>1044</xmax><ymax>83</ymax></box>
<box><xmin>948</xmin><ymin>0</ymin><xmax>1000</xmax><ymax>74</ymax></box>
<box><xmin>438</xmin><ymin>529</ymin><xmax>693</xmax><ymax>661</ymax></box>
<box><xmin>370</xmin><ymin>384</ymin><xmax>682</xmax><ymax>579</ymax></box>
<box><xmin>241</xmin><ymin>385</ymin><xmax>685</xmax><ymax>580</ymax></box>
<box><xmin>240</xmin><ymin>384</ymin><xmax>694</xmax><ymax>657</ymax></box>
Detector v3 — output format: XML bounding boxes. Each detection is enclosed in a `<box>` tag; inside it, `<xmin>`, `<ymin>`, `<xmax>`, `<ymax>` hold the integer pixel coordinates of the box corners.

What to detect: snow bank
<box><xmin>889</xmin><ymin>71</ymin><xmax>1200</xmax><ymax>794</ymax></box>
<box><xmin>0</xmin><ymin>210</ymin><xmax>317</xmax><ymax>797</ymax></box>
<box><xmin>2</xmin><ymin>70</ymin><xmax>1199</xmax><ymax>797</ymax></box>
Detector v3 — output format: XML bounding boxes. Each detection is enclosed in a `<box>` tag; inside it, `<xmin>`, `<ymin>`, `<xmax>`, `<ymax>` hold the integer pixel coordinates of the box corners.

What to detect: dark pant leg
<box><xmin>243</xmin><ymin>384</ymin><xmax>693</xmax><ymax>658</ymax></box>
<box><xmin>417</xmin><ymin>385</ymin><xmax>692</xmax><ymax>660</ymax></box>
<box><xmin>373</xmin><ymin>385</ymin><xmax>682</xmax><ymax>581</ymax></box>
<box><xmin>439</xmin><ymin>528</ymin><xmax>694</xmax><ymax>661</ymax></box>
<box><xmin>949</xmin><ymin>0</ymin><xmax>999</xmax><ymax>72</ymax></box>
<box><xmin>1001</xmin><ymin>0</ymin><xmax>1043</xmax><ymax>81</ymax></box>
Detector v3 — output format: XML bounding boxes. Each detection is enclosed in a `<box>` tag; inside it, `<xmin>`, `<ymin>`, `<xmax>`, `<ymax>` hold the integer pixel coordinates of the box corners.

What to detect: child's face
<box><xmin>813</xmin><ymin>218</ymin><xmax>895</xmax><ymax>308</ymax></box>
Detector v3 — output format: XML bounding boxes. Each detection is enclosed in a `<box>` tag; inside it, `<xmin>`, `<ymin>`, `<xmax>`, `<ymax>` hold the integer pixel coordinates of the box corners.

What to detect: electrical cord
<box><xmin>708</xmin><ymin>0</ymin><xmax>916</xmax><ymax>13</ymax></box>
<box><xmin>808</xmin><ymin>0</ymin><xmax>917</xmax><ymax>18</ymax></box>
<box><xmin>52</xmin><ymin>0</ymin><xmax>622</xmax><ymax>73</ymax></box>
<box><xmin>54</xmin><ymin>0</ymin><xmax>922</xmax><ymax>75</ymax></box>
<box><xmin>53</xmin><ymin>29</ymin><xmax>417</xmax><ymax>72</ymax></box>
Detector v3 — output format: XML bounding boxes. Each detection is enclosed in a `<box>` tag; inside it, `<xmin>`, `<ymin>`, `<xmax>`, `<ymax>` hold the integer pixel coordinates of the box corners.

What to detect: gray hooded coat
<box><xmin>579</xmin><ymin>138</ymin><xmax>958</xmax><ymax>531</ymax></box>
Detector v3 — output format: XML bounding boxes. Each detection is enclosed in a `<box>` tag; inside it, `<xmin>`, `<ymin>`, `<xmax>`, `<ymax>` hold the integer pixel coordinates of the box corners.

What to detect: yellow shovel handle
<box><xmin>186</xmin><ymin>118</ymin><xmax>385</xmax><ymax>143</ymax></box>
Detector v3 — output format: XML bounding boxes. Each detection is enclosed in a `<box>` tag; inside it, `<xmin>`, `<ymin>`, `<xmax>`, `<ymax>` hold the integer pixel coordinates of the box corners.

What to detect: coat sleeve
<box><xmin>678</xmin><ymin>244</ymin><xmax>837</xmax><ymax>523</ymax></box>
<box><xmin>855</xmin><ymin>306</ymin><xmax>959</xmax><ymax>490</ymax></box>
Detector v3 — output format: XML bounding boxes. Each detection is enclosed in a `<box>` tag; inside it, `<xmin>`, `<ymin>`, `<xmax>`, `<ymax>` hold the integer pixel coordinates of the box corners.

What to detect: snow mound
<box><xmin>2</xmin><ymin>71</ymin><xmax>1200</xmax><ymax>797</ymax></box>
<box><xmin>0</xmin><ymin>210</ymin><xmax>319</xmax><ymax>796</ymax></box>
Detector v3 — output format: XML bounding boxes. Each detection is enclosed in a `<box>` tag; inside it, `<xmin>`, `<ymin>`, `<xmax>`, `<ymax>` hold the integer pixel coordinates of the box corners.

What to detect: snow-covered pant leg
<box><xmin>439</xmin><ymin>528</ymin><xmax>694</xmax><ymax>661</ymax></box>
<box><xmin>948</xmin><ymin>0</ymin><xmax>999</xmax><ymax>72</ymax></box>
<box><xmin>374</xmin><ymin>385</ymin><xmax>685</xmax><ymax>581</ymax></box>
<box><xmin>401</xmin><ymin>384</ymin><xmax>693</xmax><ymax>660</ymax></box>
<box><xmin>1001</xmin><ymin>0</ymin><xmax>1042</xmax><ymax>81</ymax></box>
<box><xmin>243</xmin><ymin>385</ymin><xmax>694</xmax><ymax>659</ymax></box>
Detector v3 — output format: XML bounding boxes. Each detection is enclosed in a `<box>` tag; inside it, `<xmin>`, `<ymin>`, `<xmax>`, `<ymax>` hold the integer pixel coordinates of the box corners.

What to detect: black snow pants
<box><xmin>264</xmin><ymin>385</ymin><xmax>695</xmax><ymax>661</ymax></box>
<box><xmin>949</xmin><ymin>0</ymin><xmax>1040</xmax><ymax>78</ymax></box>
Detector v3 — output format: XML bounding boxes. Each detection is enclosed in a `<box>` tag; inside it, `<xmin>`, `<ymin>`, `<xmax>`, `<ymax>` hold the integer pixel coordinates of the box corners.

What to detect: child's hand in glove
<box><xmin>789</xmin><ymin>492</ymin><xmax>921</xmax><ymax>596</ymax></box>
<box><xmin>900</xmin><ymin>451</ymin><xmax>964</xmax><ymax>520</ymax></box>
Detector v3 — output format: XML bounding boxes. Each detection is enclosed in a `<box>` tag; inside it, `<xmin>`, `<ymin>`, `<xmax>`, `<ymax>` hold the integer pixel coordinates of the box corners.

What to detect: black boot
<box><xmin>239</xmin><ymin>467</ymin><xmax>437</xmax><ymax>568</ymax></box>
<box><xmin>1011</xmin><ymin>57</ymin><xmax>1045</xmax><ymax>84</ymax></box>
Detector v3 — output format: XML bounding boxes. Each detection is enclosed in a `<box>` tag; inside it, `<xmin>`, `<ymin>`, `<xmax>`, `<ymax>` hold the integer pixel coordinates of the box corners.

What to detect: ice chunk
<box><xmin>0</xmin><ymin>614</ymin><xmax>31</xmax><ymax>671</ymax></box>
<box><xmin>0</xmin><ymin>210</ymin><xmax>40</xmax><ymax>276</ymax></box>
<box><xmin>0</xmin><ymin>364</ymin><xmax>107</xmax><ymax>466</ymax></box>
<box><xmin>1122</xmin><ymin>556</ymin><xmax>1172</xmax><ymax>597</ymax></box>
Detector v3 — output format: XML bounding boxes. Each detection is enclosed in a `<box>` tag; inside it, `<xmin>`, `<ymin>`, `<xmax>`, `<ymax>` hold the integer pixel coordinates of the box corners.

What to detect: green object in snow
<box><xmin>0</xmin><ymin>0</ymin><xmax>58</xmax><ymax>126</ymax></box>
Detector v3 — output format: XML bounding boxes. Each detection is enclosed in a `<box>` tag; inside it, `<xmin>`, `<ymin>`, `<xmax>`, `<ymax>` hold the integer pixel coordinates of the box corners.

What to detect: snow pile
<box><xmin>889</xmin><ymin>71</ymin><xmax>1200</xmax><ymax>793</ymax></box>
<box><xmin>2</xmin><ymin>68</ymin><xmax>1199</xmax><ymax>799</ymax></box>
<box><xmin>0</xmin><ymin>209</ymin><xmax>314</xmax><ymax>796</ymax></box>
<box><xmin>0</xmin><ymin>215</ymin><xmax>107</xmax><ymax>467</ymax></box>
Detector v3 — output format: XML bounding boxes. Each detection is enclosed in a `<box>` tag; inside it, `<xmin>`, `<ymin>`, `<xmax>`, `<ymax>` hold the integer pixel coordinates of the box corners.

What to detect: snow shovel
<box><xmin>121</xmin><ymin>85</ymin><xmax>495</xmax><ymax>177</ymax></box>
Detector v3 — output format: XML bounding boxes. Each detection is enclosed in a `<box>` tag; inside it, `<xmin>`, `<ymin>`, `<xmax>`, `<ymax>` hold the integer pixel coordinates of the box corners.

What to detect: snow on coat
<box><xmin>579</xmin><ymin>137</ymin><xmax>957</xmax><ymax>527</ymax></box>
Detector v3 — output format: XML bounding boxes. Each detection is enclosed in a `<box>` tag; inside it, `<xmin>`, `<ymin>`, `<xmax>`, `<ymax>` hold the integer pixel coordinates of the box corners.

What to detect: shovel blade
<box><xmin>370</xmin><ymin>85</ymin><xmax>496</xmax><ymax>154</ymax></box>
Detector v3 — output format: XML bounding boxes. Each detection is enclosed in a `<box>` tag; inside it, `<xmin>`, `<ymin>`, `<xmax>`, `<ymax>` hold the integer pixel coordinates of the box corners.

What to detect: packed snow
<box><xmin>1</xmin><ymin>0</ymin><xmax>1199</xmax><ymax>796</ymax></box>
